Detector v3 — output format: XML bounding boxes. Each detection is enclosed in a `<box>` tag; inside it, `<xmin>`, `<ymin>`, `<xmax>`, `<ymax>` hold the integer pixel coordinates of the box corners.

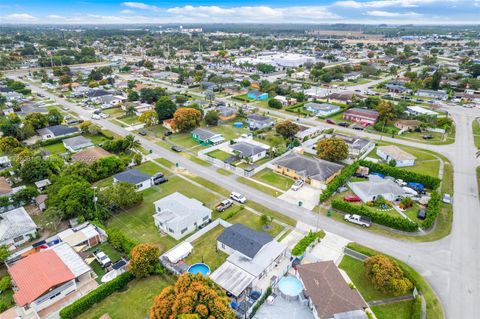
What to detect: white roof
<box><xmin>377</xmin><ymin>145</ymin><xmax>416</xmax><ymax>161</ymax></box>
<box><xmin>34</xmin><ymin>179</ymin><xmax>51</xmax><ymax>188</ymax></box>
<box><xmin>348</xmin><ymin>176</ymin><xmax>405</xmax><ymax>202</ymax></box>
<box><xmin>163</xmin><ymin>242</ymin><xmax>193</xmax><ymax>263</ymax></box>
<box><xmin>407</xmin><ymin>105</ymin><xmax>439</xmax><ymax>116</ymax></box>
<box><xmin>58</xmin><ymin>224</ymin><xmax>100</xmax><ymax>247</ymax></box>
<box><xmin>0</xmin><ymin>156</ymin><xmax>10</xmax><ymax>165</ymax></box>
<box><xmin>153</xmin><ymin>192</ymin><xmax>212</xmax><ymax>234</ymax></box>
<box><xmin>0</xmin><ymin>207</ymin><xmax>37</xmax><ymax>242</ymax></box>
<box><xmin>210</xmin><ymin>261</ymin><xmax>255</xmax><ymax>297</ymax></box>
<box><xmin>52</xmin><ymin>242</ymin><xmax>91</xmax><ymax>277</ymax></box>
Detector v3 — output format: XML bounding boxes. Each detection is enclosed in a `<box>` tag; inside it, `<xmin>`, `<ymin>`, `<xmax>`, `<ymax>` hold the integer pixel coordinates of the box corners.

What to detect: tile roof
<box><xmin>218</xmin><ymin>223</ymin><xmax>272</xmax><ymax>259</ymax></box>
<box><xmin>10</xmin><ymin>249</ymin><xmax>75</xmax><ymax>306</ymax></box>
<box><xmin>298</xmin><ymin>261</ymin><xmax>367</xmax><ymax>319</ymax></box>
<box><xmin>72</xmin><ymin>147</ymin><xmax>112</xmax><ymax>164</ymax></box>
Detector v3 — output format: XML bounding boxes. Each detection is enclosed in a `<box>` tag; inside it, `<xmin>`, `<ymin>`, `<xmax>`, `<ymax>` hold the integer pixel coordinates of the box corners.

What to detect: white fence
<box><xmin>184</xmin><ymin>218</ymin><xmax>232</xmax><ymax>243</ymax></box>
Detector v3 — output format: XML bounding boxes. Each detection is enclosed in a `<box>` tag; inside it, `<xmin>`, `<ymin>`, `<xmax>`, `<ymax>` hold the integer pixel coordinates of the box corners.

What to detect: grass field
<box><xmin>207</xmin><ymin>149</ymin><xmax>233</xmax><ymax>161</ymax></box>
<box><xmin>371</xmin><ymin>300</ymin><xmax>416</xmax><ymax>319</ymax></box>
<box><xmin>77</xmin><ymin>275</ymin><xmax>175</xmax><ymax>319</ymax></box>
<box><xmin>252</xmin><ymin>169</ymin><xmax>294</xmax><ymax>191</ymax></box>
<box><xmin>184</xmin><ymin>225</ymin><xmax>228</xmax><ymax>271</ymax></box>
<box><xmin>237</xmin><ymin>176</ymin><xmax>281</xmax><ymax>197</ymax></box>
<box><xmin>228</xmin><ymin>210</ymin><xmax>284</xmax><ymax>237</ymax></box>
<box><xmin>473</xmin><ymin>118</ymin><xmax>480</xmax><ymax>148</ymax></box>
<box><xmin>41</xmin><ymin>142</ymin><xmax>67</xmax><ymax>155</ymax></box>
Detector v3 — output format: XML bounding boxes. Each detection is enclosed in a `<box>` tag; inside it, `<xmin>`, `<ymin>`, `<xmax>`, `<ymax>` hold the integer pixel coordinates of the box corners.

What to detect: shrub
<box><xmin>358</xmin><ymin>160</ymin><xmax>440</xmax><ymax>189</ymax></box>
<box><xmin>332</xmin><ymin>200</ymin><xmax>418</xmax><ymax>232</ymax></box>
<box><xmin>106</xmin><ymin>228</ymin><xmax>137</xmax><ymax>254</ymax></box>
<box><xmin>291</xmin><ymin>230</ymin><xmax>325</xmax><ymax>256</ymax></box>
<box><xmin>364</xmin><ymin>255</ymin><xmax>413</xmax><ymax>296</ymax></box>
<box><xmin>320</xmin><ymin>162</ymin><xmax>359</xmax><ymax>202</ymax></box>
<box><xmin>249</xmin><ymin>286</ymin><xmax>272</xmax><ymax>318</ymax></box>
<box><xmin>59</xmin><ymin>272</ymin><xmax>133</xmax><ymax>319</ymax></box>
<box><xmin>421</xmin><ymin>191</ymin><xmax>441</xmax><ymax>229</ymax></box>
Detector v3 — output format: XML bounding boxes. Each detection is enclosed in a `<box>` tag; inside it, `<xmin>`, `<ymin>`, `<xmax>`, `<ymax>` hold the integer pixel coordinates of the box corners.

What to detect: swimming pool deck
<box><xmin>253</xmin><ymin>297</ymin><xmax>314</xmax><ymax>319</ymax></box>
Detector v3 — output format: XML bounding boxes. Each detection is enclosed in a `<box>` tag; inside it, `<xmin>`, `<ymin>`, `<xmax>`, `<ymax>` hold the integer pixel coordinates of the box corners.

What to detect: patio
<box><xmin>252</xmin><ymin>296</ymin><xmax>314</xmax><ymax>319</ymax></box>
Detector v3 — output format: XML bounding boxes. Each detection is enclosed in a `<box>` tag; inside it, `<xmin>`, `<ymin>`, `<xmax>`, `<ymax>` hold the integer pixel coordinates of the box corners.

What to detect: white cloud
<box><xmin>3</xmin><ymin>13</ymin><xmax>37</xmax><ymax>22</ymax></box>
<box><xmin>366</xmin><ymin>10</ymin><xmax>422</xmax><ymax>17</ymax></box>
<box><xmin>47</xmin><ymin>15</ymin><xmax>63</xmax><ymax>19</ymax></box>
<box><xmin>120</xmin><ymin>9</ymin><xmax>135</xmax><ymax>14</ymax></box>
<box><xmin>334</xmin><ymin>0</ymin><xmax>454</xmax><ymax>9</ymax></box>
<box><xmin>121</xmin><ymin>2</ymin><xmax>160</xmax><ymax>11</ymax></box>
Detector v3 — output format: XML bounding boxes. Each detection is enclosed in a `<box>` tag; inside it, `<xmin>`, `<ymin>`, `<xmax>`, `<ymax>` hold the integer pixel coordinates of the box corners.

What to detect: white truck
<box><xmin>344</xmin><ymin>214</ymin><xmax>372</xmax><ymax>228</ymax></box>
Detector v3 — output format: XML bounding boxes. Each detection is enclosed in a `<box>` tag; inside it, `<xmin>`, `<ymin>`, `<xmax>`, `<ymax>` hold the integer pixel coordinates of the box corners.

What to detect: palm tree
<box><xmin>124</xmin><ymin>135</ymin><xmax>141</xmax><ymax>151</ymax></box>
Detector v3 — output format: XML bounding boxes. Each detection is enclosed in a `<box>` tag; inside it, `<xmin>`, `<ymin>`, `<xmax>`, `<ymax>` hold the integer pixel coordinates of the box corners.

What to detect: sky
<box><xmin>1</xmin><ymin>0</ymin><xmax>479</xmax><ymax>25</ymax></box>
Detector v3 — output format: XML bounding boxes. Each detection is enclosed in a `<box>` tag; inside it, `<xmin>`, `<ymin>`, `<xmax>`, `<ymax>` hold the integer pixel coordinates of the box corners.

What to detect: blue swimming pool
<box><xmin>188</xmin><ymin>263</ymin><xmax>210</xmax><ymax>276</ymax></box>
<box><xmin>278</xmin><ymin>276</ymin><xmax>304</xmax><ymax>299</ymax></box>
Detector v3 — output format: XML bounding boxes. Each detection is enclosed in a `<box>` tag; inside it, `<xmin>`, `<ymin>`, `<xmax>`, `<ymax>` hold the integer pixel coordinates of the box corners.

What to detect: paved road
<box><xmin>12</xmin><ymin>75</ymin><xmax>480</xmax><ymax>319</ymax></box>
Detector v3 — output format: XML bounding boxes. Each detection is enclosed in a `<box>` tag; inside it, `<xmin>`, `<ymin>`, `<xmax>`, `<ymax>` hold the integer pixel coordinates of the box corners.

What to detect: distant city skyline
<box><xmin>1</xmin><ymin>0</ymin><xmax>479</xmax><ymax>25</ymax></box>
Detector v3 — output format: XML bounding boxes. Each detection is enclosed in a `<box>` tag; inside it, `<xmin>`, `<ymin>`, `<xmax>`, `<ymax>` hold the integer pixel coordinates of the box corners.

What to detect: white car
<box><xmin>291</xmin><ymin>179</ymin><xmax>304</xmax><ymax>191</ymax></box>
<box><xmin>100</xmin><ymin>113</ymin><xmax>109</xmax><ymax>119</ymax></box>
<box><xmin>93</xmin><ymin>250</ymin><xmax>111</xmax><ymax>267</ymax></box>
<box><xmin>344</xmin><ymin>214</ymin><xmax>372</xmax><ymax>228</ymax></box>
<box><xmin>91</xmin><ymin>114</ymin><xmax>101</xmax><ymax>120</ymax></box>
<box><xmin>230</xmin><ymin>192</ymin><xmax>247</xmax><ymax>203</ymax></box>
<box><xmin>395</xmin><ymin>179</ymin><xmax>406</xmax><ymax>186</ymax></box>
<box><xmin>442</xmin><ymin>193</ymin><xmax>452</xmax><ymax>204</ymax></box>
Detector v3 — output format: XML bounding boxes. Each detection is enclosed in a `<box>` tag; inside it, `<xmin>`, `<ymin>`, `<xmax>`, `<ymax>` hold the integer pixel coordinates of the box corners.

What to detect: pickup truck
<box><xmin>216</xmin><ymin>199</ymin><xmax>233</xmax><ymax>212</ymax></box>
<box><xmin>344</xmin><ymin>214</ymin><xmax>372</xmax><ymax>228</ymax></box>
<box><xmin>93</xmin><ymin>250</ymin><xmax>112</xmax><ymax>268</ymax></box>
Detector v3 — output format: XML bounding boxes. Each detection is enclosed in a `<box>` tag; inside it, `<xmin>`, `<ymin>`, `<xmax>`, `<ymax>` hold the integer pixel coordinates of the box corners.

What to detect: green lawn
<box><xmin>228</xmin><ymin>209</ymin><xmax>284</xmax><ymax>237</ymax></box>
<box><xmin>339</xmin><ymin>255</ymin><xmax>398</xmax><ymax>302</ymax></box>
<box><xmin>217</xmin><ymin>168</ymin><xmax>234</xmax><ymax>176</ymax></box>
<box><xmin>168</xmin><ymin>133</ymin><xmax>199</xmax><ymax>149</ymax></box>
<box><xmin>208</xmin><ymin>122</ymin><xmax>250</xmax><ymax>140</ymax></box>
<box><xmin>237</xmin><ymin>176</ymin><xmax>281</xmax><ymax>197</ymax></box>
<box><xmin>77</xmin><ymin>275</ymin><xmax>175</xmax><ymax>319</ymax></box>
<box><xmin>84</xmin><ymin>133</ymin><xmax>111</xmax><ymax>146</ymax></box>
<box><xmin>207</xmin><ymin>149</ymin><xmax>233</xmax><ymax>161</ymax></box>
<box><xmin>41</xmin><ymin>142</ymin><xmax>67</xmax><ymax>154</ymax></box>
<box><xmin>473</xmin><ymin>118</ymin><xmax>480</xmax><ymax>148</ymax></box>
<box><xmin>252</xmin><ymin>169</ymin><xmax>294</xmax><ymax>191</ymax></box>
<box><xmin>107</xmin><ymin>175</ymin><xmax>221</xmax><ymax>252</ymax></box>
<box><xmin>118</xmin><ymin>114</ymin><xmax>140</xmax><ymax>125</ymax></box>
<box><xmin>184</xmin><ymin>225</ymin><xmax>228</xmax><ymax>271</ymax></box>
<box><xmin>371</xmin><ymin>300</ymin><xmax>416</xmax><ymax>319</ymax></box>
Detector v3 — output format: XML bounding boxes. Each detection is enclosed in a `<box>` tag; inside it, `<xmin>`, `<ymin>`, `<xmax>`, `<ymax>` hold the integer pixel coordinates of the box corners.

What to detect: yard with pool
<box><xmin>184</xmin><ymin>225</ymin><xmax>228</xmax><ymax>272</ymax></box>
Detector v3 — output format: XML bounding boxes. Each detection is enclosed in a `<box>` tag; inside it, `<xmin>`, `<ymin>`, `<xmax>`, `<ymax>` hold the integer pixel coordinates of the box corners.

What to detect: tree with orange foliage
<box><xmin>364</xmin><ymin>255</ymin><xmax>413</xmax><ymax>296</ymax></box>
<box><xmin>128</xmin><ymin>243</ymin><xmax>160</xmax><ymax>278</ymax></box>
<box><xmin>172</xmin><ymin>108</ymin><xmax>202</xmax><ymax>133</ymax></box>
<box><xmin>150</xmin><ymin>273</ymin><xmax>235</xmax><ymax>319</ymax></box>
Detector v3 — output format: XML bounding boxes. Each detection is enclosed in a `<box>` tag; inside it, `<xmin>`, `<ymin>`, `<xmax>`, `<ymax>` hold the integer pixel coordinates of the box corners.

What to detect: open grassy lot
<box><xmin>41</xmin><ymin>142</ymin><xmax>67</xmax><ymax>155</ymax></box>
<box><xmin>252</xmin><ymin>169</ymin><xmax>294</xmax><ymax>191</ymax></box>
<box><xmin>107</xmin><ymin>175</ymin><xmax>221</xmax><ymax>252</ymax></box>
<box><xmin>237</xmin><ymin>177</ymin><xmax>280</xmax><ymax>197</ymax></box>
<box><xmin>371</xmin><ymin>300</ymin><xmax>416</xmax><ymax>319</ymax></box>
<box><xmin>117</xmin><ymin>114</ymin><xmax>140</xmax><ymax>125</ymax></box>
<box><xmin>339</xmin><ymin>255</ymin><xmax>399</xmax><ymax>302</ymax></box>
<box><xmin>208</xmin><ymin>121</ymin><xmax>250</xmax><ymax>140</ymax></box>
<box><xmin>168</xmin><ymin>132</ymin><xmax>199</xmax><ymax>149</ymax></box>
<box><xmin>184</xmin><ymin>225</ymin><xmax>228</xmax><ymax>271</ymax></box>
<box><xmin>207</xmin><ymin>149</ymin><xmax>233</xmax><ymax>161</ymax></box>
<box><xmin>228</xmin><ymin>209</ymin><xmax>284</xmax><ymax>237</ymax></box>
<box><xmin>473</xmin><ymin>118</ymin><xmax>480</xmax><ymax>148</ymax></box>
<box><xmin>77</xmin><ymin>274</ymin><xmax>175</xmax><ymax>319</ymax></box>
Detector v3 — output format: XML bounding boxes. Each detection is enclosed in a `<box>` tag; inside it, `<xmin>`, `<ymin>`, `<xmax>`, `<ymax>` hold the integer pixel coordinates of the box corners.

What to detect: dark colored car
<box><xmin>138</xmin><ymin>130</ymin><xmax>147</xmax><ymax>136</ymax></box>
<box><xmin>164</xmin><ymin>131</ymin><xmax>173</xmax><ymax>136</ymax></box>
<box><xmin>338</xmin><ymin>122</ymin><xmax>350</xmax><ymax>127</ymax></box>
<box><xmin>417</xmin><ymin>208</ymin><xmax>426</xmax><ymax>220</ymax></box>
<box><xmin>171</xmin><ymin>145</ymin><xmax>182</xmax><ymax>152</ymax></box>
<box><xmin>352</xmin><ymin>126</ymin><xmax>364</xmax><ymax>131</ymax></box>
<box><xmin>153</xmin><ymin>176</ymin><xmax>168</xmax><ymax>185</ymax></box>
<box><xmin>423</xmin><ymin>134</ymin><xmax>433</xmax><ymax>140</ymax></box>
<box><xmin>326</xmin><ymin>119</ymin><xmax>336</xmax><ymax>125</ymax></box>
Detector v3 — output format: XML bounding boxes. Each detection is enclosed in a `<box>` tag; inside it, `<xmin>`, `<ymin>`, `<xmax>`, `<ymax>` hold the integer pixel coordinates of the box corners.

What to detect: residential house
<box><xmin>386</xmin><ymin>83</ymin><xmax>412</xmax><ymax>94</ymax></box>
<box><xmin>328</xmin><ymin>134</ymin><xmax>374</xmax><ymax>158</ymax></box>
<box><xmin>153</xmin><ymin>192</ymin><xmax>212</xmax><ymax>240</ymax></box>
<box><xmin>34</xmin><ymin>179</ymin><xmax>51</xmax><ymax>192</ymax></box>
<box><xmin>273</xmin><ymin>151</ymin><xmax>343</xmax><ymax>188</ymax></box>
<box><xmin>0</xmin><ymin>156</ymin><xmax>11</xmax><ymax>170</ymax></box>
<box><xmin>72</xmin><ymin>147</ymin><xmax>113</xmax><ymax>164</ymax></box>
<box><xmin>36</xmin><ymin>125</ymin><xmax>79</xmax><ymax>141</ymax></box>
<box><xmin>348</xmin><ymin>175</ymin><xmax>405</xmax><ymax>203</ymax></box>
<box><xmin>230</xmin><ymin>141</ymin><xmax>269</xmax><ymax>163</ymax></box>
<box><xmin>304</xmin><ymin>103</ymin><xmax>341</xmax><ymax>117</ymax></box>
<box><xmin>211</xmin><ymin>223</ymin><xmax>287</xmax><ymax>297</ymax></box>
<box><xmin>417</xmin><ymin>89</ymin><xmax>448</xmax><ymax>101</ymax></box>
<box><xmin>247</xmin><ymin>90</ymin><xmax>268</xmax><ymax>101</ymax></box>
<box><xmin>8</xmin><ymin>243</ymin><xmax>96</xmax><ymax>318</ymax></box>
<box><xmin>344</xmin><ymin>72</ymin><xmax>362</xmax><ymax>81</ymax></box>
<box><xmin>376</xmin><ymin>145</ymin><xmax>416</xmax><ymax>167</ymax></box>
<box><xmin>216</xmin><ymin>105</ymin><xmax>236</xmax><ymax>121</ymax></box>
<box><xmin>0</xmin><ymin>207</ymin><xmax>37</xmax><ymax>247</ymax></box>
<box><xmin>113</xmin><ymin>169</ymin><xmax>153</xmax><ymax>191</ymax></box>
<box><xmin>57</xmin><ymin>222</ymin><xmax>106</xmax><ymax>251</ymax></box>
<box><xmin>394</xmin><ymin>119</ymin><xmax>421</xmax><ymax>131</ymax></box>
<box><xmin>86</xmin><ymin>89</ymin><xmax>111</xmax><ymax>98</ymax></box>
<box><xmin>326</xmin><ymin>92</ymin><xmax>364</xmax><ymax>104</ymax></box>
<box><xmin>246</xmin><ymin>114</ymin><xmax>275</xmax><ymax>130</ymax></box>
<box><xmin>296</xmin><ymin>127</ymin><xmax>323</xmax><ymax>141</ymax></box>
<box><xmin>191</xmin><ymin>128</ymin><xmax>225</xmax><ymax>145</ymax></box>
<box><xmin>297</xmin><ymin>261</ymin><xmax>368</xmax><ymax>319</ymax></box>
<box><xmin>35</xmin><ymin>194</ymin><xmax>48</xmax><ymax>212</ymax></box>
<box><xmin>126</xmin><ymin>102</ymin><xmax>153</xmax><ymax>116</ymax></box>
<box><xmin>0</xmin><ymin>177</ymin><xmax>13</xmax><ymax>197</ymax></box>
<box><xmin>63</xmin><ymin>136</ymin><xmax>94</xmax><ymax>152</ymax></box>
<box><xmin>406</xmin><ymin>105</ymin><xmax>439</xmax><ymax>117</ymax></box>
<box><xmin>93</xmin><ymin>95</ymin><xmax>125</xmax><ymax>108</ymax></box>
<box><xmin>343</xmin><ymin>108</ymin><xmax>379</xmax><ymax>126</ymax></box>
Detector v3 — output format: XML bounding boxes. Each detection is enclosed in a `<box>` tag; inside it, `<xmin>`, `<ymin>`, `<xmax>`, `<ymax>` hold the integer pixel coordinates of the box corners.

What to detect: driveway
<box><xmin>303</xmin><ymin>231</ymin><xmax>351</xmax><ymax>265</ymax></box>
<box><xmin>278</xmin><ymin>184</ymin><xmax>321</xmax><ymax>210</ymax></box>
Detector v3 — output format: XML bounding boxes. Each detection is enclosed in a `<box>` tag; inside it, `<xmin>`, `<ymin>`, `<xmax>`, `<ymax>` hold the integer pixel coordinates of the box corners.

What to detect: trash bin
<box><xmin>298</xmin><ymin>201</ymin><xmax>303</xmax><ymax>207</ymax></box>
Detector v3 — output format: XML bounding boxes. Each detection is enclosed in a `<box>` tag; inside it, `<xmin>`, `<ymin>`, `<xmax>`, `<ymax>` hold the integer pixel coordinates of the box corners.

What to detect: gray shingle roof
<box><xmin>274</xmin><ymin>152</ymin><xmax>343</xmax><ymax>182</ymax></box>
<box><xmin>63</xmin><ymin>136</ymin><xmax>93</xmax><ymax>150</ymax></box>
<box><xmin>114</xmin><ymin>169</ymin><xmax>151</xmax><ymax>185</ymax></box>
<box><xmin>37</xmin><ymin>125</ymin><xmax>79</xmax><ymax>137</ymax></box>
<box><xmin>218</xmin><ymin>223</ymin><xmax>272</xmax><ymax>259</ymax></box>
<box><xmin>230</xmin><ymin>142</ymin><xmax>267</xmax><ymax>158</ymax></box>
<box><xmin>247</xmin><ymin>114</ymin><xmax>274</xmax><ymax>123</ymax></box>
<box><xmin>192</xmin><ymin>128</ymin><xmax>217</xmax><ymax>141</ymax></box>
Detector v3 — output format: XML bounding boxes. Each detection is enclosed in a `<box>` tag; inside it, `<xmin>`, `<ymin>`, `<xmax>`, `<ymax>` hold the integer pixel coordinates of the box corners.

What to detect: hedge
<box><xmin>320</xmin><ymin>161</ymin><xmax>360</xmax><ymax>202</ymax></box>
<box><xmin>291</xmin><ymin>230</ymin><xmax>325</xmax><ymax>256</ymax></box>
<box><xmin>106</xmin><ymin>228</ymin><xmax>137</xmax><ymax>255</ymax></box>
<box><xmin>421</xmin><ymin>191</ymin><xmax>441</xmax><ymax>229</ymax></box>
<box><xmin>358</xmin><ymin>160</ymin><xmax>440</xmax><ymax>190</ymax></box>
<box><xmin>249</xmin><ymin>286</ymin><xmax>272</xmax><ymax>318</ymax></box>
<box><xmin>59</xmin><ymin>272</ymin><xmax>133</xmax><ymax>319</ymax></box>
<box><xmin>332</xmin><ymin>200</ymin><xmax>419</xmax><ymax>232</ymax></box>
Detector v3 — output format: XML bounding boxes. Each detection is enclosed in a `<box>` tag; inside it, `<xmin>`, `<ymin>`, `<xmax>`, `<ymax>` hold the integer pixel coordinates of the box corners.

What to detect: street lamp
<box><xmin>93</xmin><ymin>186</ymin><xmax>98</xmax><ymax>214</ymax></box>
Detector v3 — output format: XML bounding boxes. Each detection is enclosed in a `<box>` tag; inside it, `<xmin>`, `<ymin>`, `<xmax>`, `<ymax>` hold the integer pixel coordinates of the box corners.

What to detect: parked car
<box><xmin>93</xmin><ymin>109</ymin><xmax>102</xmax><ymax>115</ymax></box>
<box><xmin>93</xmin><ymin>250</ymin><xmax>111</xmax><ymax>268</ymax></box>
<box><xmin>344</xmin><ymin>214</ymin><xmax>372</xmax><ymax>227</ymax></box>
<box><xmin>344</xmin><ymin>195</ymin><xmax>361</xmax><ymax>202</ymax></box>
<box><xmin>338</xmin><ymin>122</ymin><xmax>349</xmax><ymax>127</ymax></box>
<box><xmin>153</xmin><ymin>172</ymin><xmax>168</xmax><ymax>185</ymax></box>
<box><xmin>138</xmin><ymin>130</ymin><xmax>147</xmax><ymax>136</ymax></box>
<box><xmin>422</xmin><ymin>134</ymin><xmax>433</xmax><ymax>140</ymax></box>
<box><xmin>171</xmin><ymin>145</ymin><xmax>182</xmax><ymax>152</ymax></box>
<box><xmin>91</xmin><ymin>114</ymin><xmax>101</xmax><ymax>120</ymax></box>
<box><xmin>230</xmin><ymin>192</ymin><xmax>247</xmax><ymax>203</ymax></box>
<box><xmin>164</xmin><ymin>131</ymin><xmax>173</xmax><ymax>136</ymax></box>
<box><xmin>417</xmin><ymin>208</ymin><xmax>426</xmax><ymax>220</ymax></box>
<box><xmin>216</xmin><ymin>199</ymin><xmax>233</xmax><ymax>212</ymax></box>
<box><xmin>326</xmin><ymin>119</ymin><xmax>336</xmax><ymax>125</ymax></box>
<box><xmin>100</xmin><ymin>113</ymin><xmax>109</xmax><ymax>119</ymax></box>
<box><xmin>352</xmin><ymin>126</ymin><xmax>364</xmax><ymax>131</ymax></box>
<box><xmin>395</xmin><ymin>179</ymin><xmax>407</xmax><ymax>186</ymax></box>
<box><xmin>442</xmin><ymin>193</ymin><xmax>452</xmax><ymax>204</ymax></box>
<box><xmin>290</xmin><ymin>179</ymin><xmax>304</xmax><ymax>191</ymax></box>
<box><xmin>62</xmin><ymin>106</ymin><xmax>69</xmax><ymax>111</ymax></box>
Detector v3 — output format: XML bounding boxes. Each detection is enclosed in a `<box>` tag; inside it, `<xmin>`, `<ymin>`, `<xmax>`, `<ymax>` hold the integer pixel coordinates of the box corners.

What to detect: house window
<box><xmin>168</xmin><ymin>228</ymin><xmax>174</xmax><ymax>233</ymax></box>
<box><xmin>202</xmin><ymin>216</ymin><xmax>209</xmax><ymax>222</ymax></box>
<box><xmin>221</xmin><ymin>243</ymin><xmax>225</xmax><ymax>249</ymax></box>
<box><xmin>13</xmin><ymin>235</ymin><xmax>24</xmax><ymax>243</ymax></box>
<box><xmin>181</xmin><ymin>227</ymin><xmax>188</xmax><ymax>234</ymax></box>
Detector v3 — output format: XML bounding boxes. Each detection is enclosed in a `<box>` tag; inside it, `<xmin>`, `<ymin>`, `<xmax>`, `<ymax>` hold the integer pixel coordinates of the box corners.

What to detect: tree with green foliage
<box><xmin>0</xmin><ymin>246</ymin><xmax>9</xmax><ymax>263</ymax></box>
<box><xmin>268</xmin><ymin>98</ymin><xmax>283</xmax><ymax>109</ymax></box>
<box><xmin>140</xmin><ymin>87</ymin><xmax>167</xmax><ymax>104</ymax></box>
<box><xmin>127</xmin><ymin>90</ymin><xmax>139</xmax><ymax>102</ymax></box>
<box><xmin>99</xmin><ymin>181</ymin><xmax>142</xmax><ymax>211</ymax></box>
<box><xmin>129</xmin><ymin>243</ymin><xmax>161</xmax><ymax>278</ymax></box>
<box><xmin>18</xmin><ymin>155</ymin><xmax>64</xmax><ymax>183</ymax></box>
<box><xmin>0</xmin><ymin>136</ymin><xmax>22</xmax><ymax>153</ymax></box>
<box><xmin>139</xmin><ymin>110</ymin><xmax>158</xmax><ymax>127</ymax></box>
<box><xmin>24</xmin><ymin>112</ymin><xmax>48</xmax><ymax>130</ymax></box>
<box><xmin>47</xmin><ymin>175</ymin><xmax>94</xmax><ymax>219</ymax></box>
<box><xmin>38</xmin><ymin>207</ymin><xmax>64</xmax><ymax>232</ymax></box>
<box><xmin>275</xmin><ymin>120</ymin><xmax>299</xmax><ymax>140</ymax></box>
<box><xmin>204</xmin><ymin>110</ymin><xmax>219</xmax><ymax>126</ymax></box>
<box><xmin>155</xmin><ymin>96</ymin><xmax>177</xmax><ymax>121</ymax></box>
<box><xmin>316</xmin><ymin>137</ymin><xmax>349</xmax><ymax>162</ymax></box>
<box><xmin>47</xmin><ymin>109</ymin><xmax>63</xmax><ymax>126</ymax></box>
